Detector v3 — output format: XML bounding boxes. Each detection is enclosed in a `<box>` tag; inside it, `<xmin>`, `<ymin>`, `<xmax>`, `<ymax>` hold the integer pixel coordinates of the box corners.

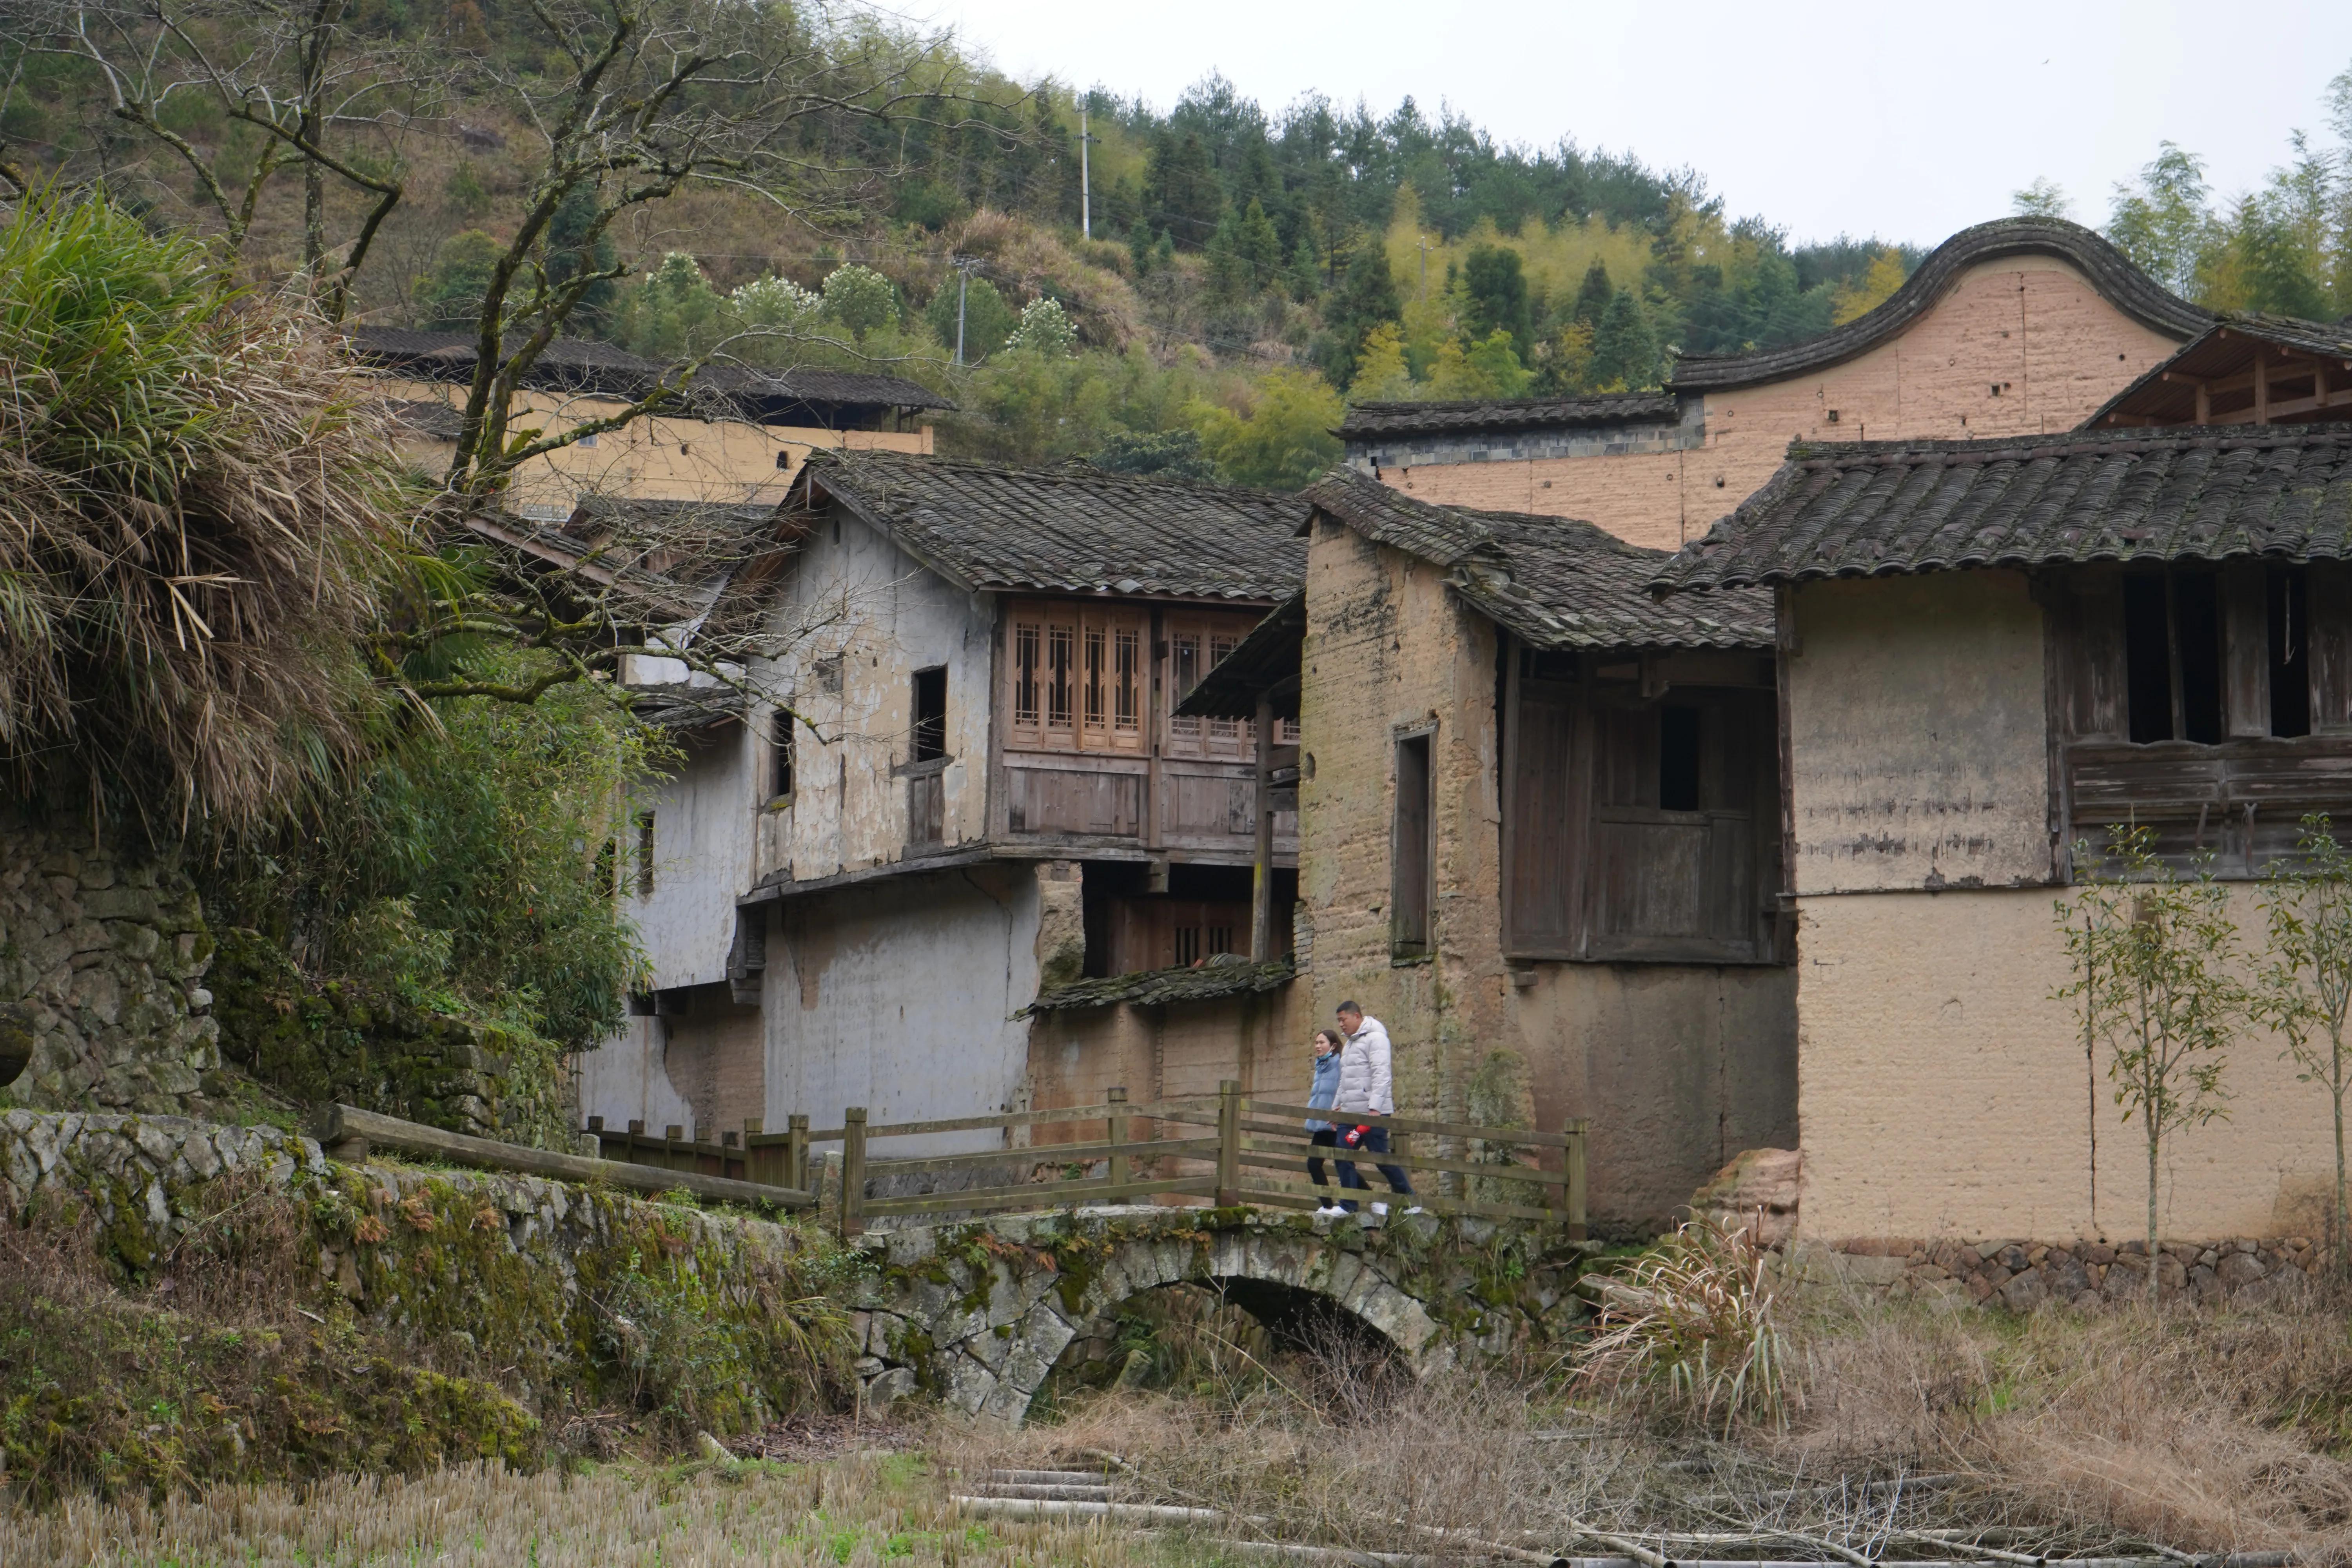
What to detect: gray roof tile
<box><xmin>795</xmin><ymin>451</ymin><xmax>1308</xmax><ymax>601</ymax></box>
<box><xmin>1305</xmin><ymin>472</ymin><xmax>1772</xmax><ymax>650</ymax></box>
<box><xmin>1652</xmin><ymin>425</ymin><xmax>2352</xmax><ymax>594</ymax></box>
<box><xmin>1337</xmin><ymin>392</ymin><xmax>1681</xmax><ymax>442</ymax></box>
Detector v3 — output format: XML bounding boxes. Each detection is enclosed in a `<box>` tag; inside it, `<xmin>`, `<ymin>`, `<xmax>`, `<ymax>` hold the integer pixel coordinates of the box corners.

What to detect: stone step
<box><xmin>980</xmin><ymin>1468</ymin><xmax>1111</xmax><ymax>1486</ymax></box>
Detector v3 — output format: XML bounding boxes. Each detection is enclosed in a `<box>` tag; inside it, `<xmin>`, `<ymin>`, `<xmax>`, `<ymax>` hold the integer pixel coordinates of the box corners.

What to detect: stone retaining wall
<box><xmin>1787</xmin><ymin>1235</ymin><xmax>2330</xmax><ymax>1309</ymax></box>
<box><xmin>0</xmin><ymin>1108</ymin><xmax>841</xmax><ymax>1433</ymax></box>
<box><xmin>0</xmin><ymin>820</ymin><xmax>218</xmax><ymax>1115</ymax></box>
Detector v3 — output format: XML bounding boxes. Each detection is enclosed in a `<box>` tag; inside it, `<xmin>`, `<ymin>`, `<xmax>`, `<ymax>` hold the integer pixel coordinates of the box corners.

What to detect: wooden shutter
<box><xmin>2311</xmin><ymin>562</ymin><xmax>2352</xmax><ymax>733</ymax></box>
<box><xmin>2044</xmin><ymin>572</ymin><xmax>2128</xmax><ymax>741</ymax></box>
<box><xmin>1392</xmin><ymin>732</ymin><xmax>1433</xmax><ymax>955</ymax></box>
<box><xmin>1504</xmin><ymin>671</ymin><xmax>1584</xmax><ymax>957</ymax></box>
<box><xmin>2223</xmin><ymin>561</ymin><xmax>2271</xmax><ymax>738</ymax></box>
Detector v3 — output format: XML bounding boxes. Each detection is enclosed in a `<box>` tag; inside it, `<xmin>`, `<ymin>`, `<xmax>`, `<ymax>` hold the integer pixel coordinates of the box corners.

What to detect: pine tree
<box><xmin>1236</xmin><ymin>199</ymin><xmax>1283</xmax><ymax>290</ymax></box>
<box><xmin>1461</xmin><ymin>244</ymin><xmax>1533</xmax><ymax>358</ymax></box>
<box><xmin>1571</xmin><ymin>258</ymin><xmax>1613</xmax><ymax>328</ymax></box>
<box><xmin>1319</xmin><ymin>240</ymin><xmax>1402</xmax><ymax>390</ymax></box>
<box><xmin>1588</xmin><ymin>288</ymin><xmax>1659</xmax><ymax>392</ymax></box>
<box><xmin>1148</xmin><ymin>131</ymin><xmax>1224</xmax><ymax>249</ymax></box>
<box><xmin>1129</xmin><ymin>217</ymin><xmax>1156</xmax><ymax>276</ymax></box>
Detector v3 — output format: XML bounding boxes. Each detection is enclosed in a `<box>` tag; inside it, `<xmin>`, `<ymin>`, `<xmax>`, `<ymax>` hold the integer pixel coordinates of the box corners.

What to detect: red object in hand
<box><xmin>1343</xmin><ymin>1124</ymin><xmax>1369</xmax><ymax>1149</ymax></box>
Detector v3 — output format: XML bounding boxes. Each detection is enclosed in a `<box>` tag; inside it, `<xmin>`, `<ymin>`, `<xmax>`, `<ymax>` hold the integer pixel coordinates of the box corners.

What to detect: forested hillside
<box><xmin>14</xmin><ymin>5</ymin><xmax>2352</xmax><ymax>492</ymax></box>
<box><xmin>2</xmin><ymin>4</ymin><xmax>1915</xmax><ymax>487</ymax></box>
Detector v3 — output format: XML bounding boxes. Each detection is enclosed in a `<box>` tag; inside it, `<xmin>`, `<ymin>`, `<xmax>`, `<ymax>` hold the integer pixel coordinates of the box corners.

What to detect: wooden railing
<box><xmin>588</xmin><ymin>1084</ymin><xmax>1586</xmax><ymax>1240</ymax></box>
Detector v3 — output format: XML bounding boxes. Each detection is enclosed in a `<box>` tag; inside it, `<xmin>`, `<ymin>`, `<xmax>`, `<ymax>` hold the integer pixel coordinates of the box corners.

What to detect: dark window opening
<box><xmin>2123</xmin><ymin>570</ymin><xmax>2223</xmax><ymax>743</ymax></box>
<box><xmin>2123</xmin><ymin>575</ymin><xmax>2172</xmax><ymax>742</ymax></box>
<box><xmin>2176</xmin><ymin>573</ymin><xmax>2223</xmax><ymax>743</ymax></box>
<box><xmin>1659</xmin><ymin>705</ymin><xmax>1702</xmax><ymax>811</ymax></box>
<box><xmin>771</xmin><ymin>709</ymin><xmax>795</xmax><ymax>797</ymax></box>
<box><xmin>775</xmin><ymin>450</ymin><xmax>790</xmax><ymax>471</ymax></box>
<box><xmin>1392</xmin><ymin>733</ymin><xmax>1434</xmax><ymax>956</ymax></box>
<box><xmin>2272</xmin><ymin>567</ymin><xmax>2312</xmax><ymax>739</ymax></box>
<box><xmin>911</xmin><ymin>665</ymin><xmax>947</xmax><ymax>761</ymax></box>
<box><xmin>634</xmin><ymin>811</ymin><xmax>655</xmax><ymax>897</ymax></box>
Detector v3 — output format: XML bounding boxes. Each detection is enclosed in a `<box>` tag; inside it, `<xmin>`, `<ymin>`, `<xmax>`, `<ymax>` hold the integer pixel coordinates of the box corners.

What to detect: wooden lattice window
<box><xmin>1007</xmin><ymin>601</ymin><xmax>1147</xmax><ymax>755</ymax></box>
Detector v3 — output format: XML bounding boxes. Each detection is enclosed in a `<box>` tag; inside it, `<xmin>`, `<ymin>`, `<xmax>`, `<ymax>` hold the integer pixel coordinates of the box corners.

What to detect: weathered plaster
<box><xmin>1786</xmin><ymin>571</ymin><xmax>2052</xmax><ymax>894</ymax></box>
<box><xmin>765</xmin><ymin>866</ymin><xmax>1042</xmax><ymax>1155</ymax></box>
<box><xmin>1796</xmin><ymin>887</ymin><xmax>2338</xmax><ymax>1243</ymax></box>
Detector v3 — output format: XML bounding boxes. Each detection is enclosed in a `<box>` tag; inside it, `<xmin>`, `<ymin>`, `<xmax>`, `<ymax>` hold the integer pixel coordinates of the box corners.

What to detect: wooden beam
<box><xmin>2195</xmin><ymin>379</ymin><xmax>2210</xmax><ymax>423</ymax></box>
<box><xmin>1249</xmin><ymin>692</ymin><xmax>1276</xmax><ymax>961</ymax></box>
<box><xmin>311</xmin><ymin>1104</ymin><xmax>814</xmax><ymax>1207</ymax></box>
<box><xmin>2255</xmin><ymin>346</ymin><xmax>2270</xmax><ymax>423</ymax></box>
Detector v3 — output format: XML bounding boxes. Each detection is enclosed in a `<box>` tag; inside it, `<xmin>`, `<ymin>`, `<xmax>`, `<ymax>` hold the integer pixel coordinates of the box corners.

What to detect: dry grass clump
<box><xmin>0</xmin><ymin>191</ymin><xmax>413</xmax><ymax>831</ymax></box>
<box><xmin>0</xmin><ymin>1454</ymin><xmax>1171</xmax><ymax>1567</ymax></box>
<box><xmin>1782</xmin><ymin>1279</ymin><xmax>2352</xmax><ymax>1556</ymax></box>
<box><xmin>1583</xmin><ymin>1214</ymin><xmax>1790</xmax><ymax>1434</ymax></box>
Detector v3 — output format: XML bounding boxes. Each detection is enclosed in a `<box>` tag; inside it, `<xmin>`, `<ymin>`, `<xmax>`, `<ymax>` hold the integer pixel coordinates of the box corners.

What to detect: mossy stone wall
<box><xmin>0</xmin><ymin>818</ymin><xmax>218</xmax><ymax>1114</ymax></box>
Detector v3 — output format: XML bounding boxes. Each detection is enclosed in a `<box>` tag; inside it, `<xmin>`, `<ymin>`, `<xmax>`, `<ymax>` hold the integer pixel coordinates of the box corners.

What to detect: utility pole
<box><xmin>951</xmin><ymin>256</ymin><xmax>980</xmax><ymax>366</ymax></box>
<box><xmin>1080</xmin><ymin>106</ymin><xmax>1092</xmax><ymax>240</ymax></box>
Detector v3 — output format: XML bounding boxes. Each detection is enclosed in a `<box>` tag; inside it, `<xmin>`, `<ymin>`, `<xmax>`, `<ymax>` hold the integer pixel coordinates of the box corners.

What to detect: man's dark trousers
<box><xmin>1335</xmin><ymin>1125</ymin><xmax>1412</xmax><ymax>1211</ymax></box>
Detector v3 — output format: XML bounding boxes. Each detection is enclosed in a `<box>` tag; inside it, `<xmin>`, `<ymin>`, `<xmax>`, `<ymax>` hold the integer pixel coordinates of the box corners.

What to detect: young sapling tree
<box><xmin>2056</xmin><ymin>824</ymin><xmax>2246</xmax><ymax>1305</ymax></box>
<box><xmin>2258</xmin><ymin>812</ymin><xmax>2352</xmax><ymax>1277</ymax></box>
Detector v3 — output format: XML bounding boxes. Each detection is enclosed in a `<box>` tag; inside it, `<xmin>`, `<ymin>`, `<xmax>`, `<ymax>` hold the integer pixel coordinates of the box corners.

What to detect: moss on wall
<box><xmin>208</xmin><ymin>927</ymin><xmax>569</xmax><ymax>1146</ymax></box>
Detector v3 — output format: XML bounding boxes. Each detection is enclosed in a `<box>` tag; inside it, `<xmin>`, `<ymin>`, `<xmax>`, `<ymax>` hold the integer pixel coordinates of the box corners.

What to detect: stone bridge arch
<box><xmin>848</xmin><ymin>1206</ymin><xmax>1588</xmax><ymax>1427</ymax></box>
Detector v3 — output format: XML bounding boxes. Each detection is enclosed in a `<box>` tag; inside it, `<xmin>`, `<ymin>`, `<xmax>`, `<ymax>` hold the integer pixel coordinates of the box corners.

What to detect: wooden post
<box><xmin>787</xmin><ymin>1112</ymin><xmax>809</xmax><ymax>1194</ymax></box>
<box><xmin>1250</xmin><ymin>694</ymin><xmax>1276</xmax><ymax>962</ymax></box>
<box><xmin>1215</xmin><ymin>1079</ymin><xmax>1241</xmax><ymax>1207</ymax></box>
<box><xmin>1105</xmin><ymin>1085</ymin><xmax>1128</xmax><ymax>1194</ymax></box>
<box><xmin>1564</xmin><ymin>1120</ymin><xmax>1588</xmax><ymax>1241</ymax></box>
<box><xmin>840</xmin><ymin>1107</ymin><xmax>867</xmax><ymax>1239</ymax></box>
<box><xmin>742</xmin><ymin>1118</ymin><xmax>764</xmax><ymax>1185</ymax></box>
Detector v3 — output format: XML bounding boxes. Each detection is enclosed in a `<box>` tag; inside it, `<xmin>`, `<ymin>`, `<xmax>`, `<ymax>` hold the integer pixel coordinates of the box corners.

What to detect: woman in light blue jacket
<box><xmin>1303</xmin><ymin>1028</ymin><xmax>1345</xmax><ymax>1209</ymax></box>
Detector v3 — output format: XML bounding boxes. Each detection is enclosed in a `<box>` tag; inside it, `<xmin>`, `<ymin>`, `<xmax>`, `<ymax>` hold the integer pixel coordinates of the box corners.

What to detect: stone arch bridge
<box><xmin>848</xmin><ymin>1205</ymin><xmax>1592</xmax><ymax>1426</ymax></box>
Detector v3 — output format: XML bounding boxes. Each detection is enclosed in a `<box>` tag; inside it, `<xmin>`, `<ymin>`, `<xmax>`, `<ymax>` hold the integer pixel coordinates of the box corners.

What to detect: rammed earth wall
<box><xmin>0</xmin><ymin>818</ymin><xmax>218</xmax><ymax>1115</ymax></box>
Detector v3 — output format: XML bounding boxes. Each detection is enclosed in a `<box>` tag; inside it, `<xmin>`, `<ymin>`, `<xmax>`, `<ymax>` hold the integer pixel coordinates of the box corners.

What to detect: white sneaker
<box><xmin>1372</xmin><ymin>1202</ymin><xmax>1389</xmax><ymax>1218</ymax></box>
<box><xmin>1316</xmin><ymin>1202</ymin><xmax>1343</xmax><ymax>1216</ymax></box>
<box><xmin>1403</xmin><ymin>1206</ymin><xmax>1424</xmax><ymax>1216</ymax></box>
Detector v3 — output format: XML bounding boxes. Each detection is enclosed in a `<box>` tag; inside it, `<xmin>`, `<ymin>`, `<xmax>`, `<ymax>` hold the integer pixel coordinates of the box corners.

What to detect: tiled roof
<box><xmin>1303</xmin><ymin>472</ymin><xmax>1772</xmax><ymax>650</ymax></box>
<box><xmin>344</xmin><ymin>325</ymin><xmax>951</xmax><ymax>412</ymax></box>
<box><xmin>1651</xmin><ymin>425</ymin><xmax>2352</xmax><ymax>595</ymax></box>
<box><xmin>1336</xmin><ymin>393</ymin><xmax>1681</xmax><ymax>442</ymax></box>
<box><xmin>793</xmin><ymin>451</ymin><xmax>1308</xmax><ymax>601</ymax></box>
<box><xmin>1024</xmin><ymin>955</ymin><xmax>1295</xmax><ymax>1013</ymax></box>
<box><xmin>1669</xmin><ymin>218</ymin><xmax>2210</xmax><ymax>392</ymax></box>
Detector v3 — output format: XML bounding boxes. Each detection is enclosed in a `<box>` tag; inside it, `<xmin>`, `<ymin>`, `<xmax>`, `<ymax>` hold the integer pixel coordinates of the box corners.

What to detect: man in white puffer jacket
<box><xmin>1330</xmin><ymin>1001</ymin><xmax>1414</xmax><ymax>1216</ymax></box>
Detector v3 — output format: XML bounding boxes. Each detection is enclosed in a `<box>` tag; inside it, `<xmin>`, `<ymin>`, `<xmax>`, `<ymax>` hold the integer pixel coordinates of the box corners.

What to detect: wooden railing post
<box><xmin>1105</xmin><ymin>1086</ymin><xmax>1128</xmax><ymax>1194</ymax></box>
<box><xmin>786</xmin><ymin>1112</ymin><xmax>809</xmax><ymax>1194</ymax></box>
<box><xmin>741</xmin><ymin>1118</ymin><xmax>762</xmax><ymax>1185</ymax></box>
<box><xmin>840</xmin><ymin>1107</ymin><xmax>867</xmax><ymax>1239</ymax></box>
<box><xmin>1215</xmin><ymin>1080</ymin><xmax>1241</xmax><ymax>1206</ymax></box>
<box><xmin>1564</xmin><ymin>1119</ymin><xmax>1588</xmax><ymax>1241</ymax></box>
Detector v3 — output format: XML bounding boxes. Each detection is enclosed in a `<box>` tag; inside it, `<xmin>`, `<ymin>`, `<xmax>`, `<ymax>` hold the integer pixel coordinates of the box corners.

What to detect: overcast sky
<box><xmin>908</xmin><ymin>0</ymin><xmax>2352</xmax><ymax>249</ymax></box>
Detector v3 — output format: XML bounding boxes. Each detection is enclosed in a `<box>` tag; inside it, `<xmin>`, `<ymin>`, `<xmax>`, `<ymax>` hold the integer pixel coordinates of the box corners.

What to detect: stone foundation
<box><xmin>1786</xmin><ymin>1235</ymin><xmax>2331</xmax><ymax>1309</ymax></box>
<box><xmin>0</xmin><ymin>820</ymin><xmax>217</xmax><ymax>1114</ymax></box>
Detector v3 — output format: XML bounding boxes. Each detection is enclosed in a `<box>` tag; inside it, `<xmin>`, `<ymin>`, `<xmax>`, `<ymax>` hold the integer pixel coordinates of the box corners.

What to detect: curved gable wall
<box><xmin>1383</xmin><ymin>254</ymin><xmax>2192</xmax><ymax>554</ymax></box>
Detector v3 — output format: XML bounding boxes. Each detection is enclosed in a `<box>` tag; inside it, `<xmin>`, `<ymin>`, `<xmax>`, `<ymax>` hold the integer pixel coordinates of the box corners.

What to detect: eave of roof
<box><xmin>1652</xmin><ymin>425</ymin><xmax>2352</xmax><ymax>595</ymax></box>
<box><xmin>1336</xmin><ymin>392</ymin><xmax>1682</xmax><ymax>443</ymax></box>
<box><xmin>1023</xmin><ymin>955</ymin><xmax>1296</xmax><ymax>1014</ymax></box>
<box><xmin>788</xmin><ymin>450</ymin><xmax>1309</xmax><ymax>603</ymax></box>
<box><xmin>345</xmin><ymin>325</ymin><xmax>952</xmax><ymax>414</ymax></box>
<box><xmin>1668</xmin><ymin>218</ymin><xmax>2210</xmax><ymax>393</ymax></box>
<box><xmin>1303</xmin><ymin>473</ymin><xmax>1772</xmax><ymax>652</ymax></box>
<box><xmin>1174</xmin><ymin>593</ymin><xmax>1304</xmax><ymax>721</ymax></box>
<box><xmin>2088</xmin><ymin>314</ymin><xmax>2352</xmax><ymax>428</ymax></box>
